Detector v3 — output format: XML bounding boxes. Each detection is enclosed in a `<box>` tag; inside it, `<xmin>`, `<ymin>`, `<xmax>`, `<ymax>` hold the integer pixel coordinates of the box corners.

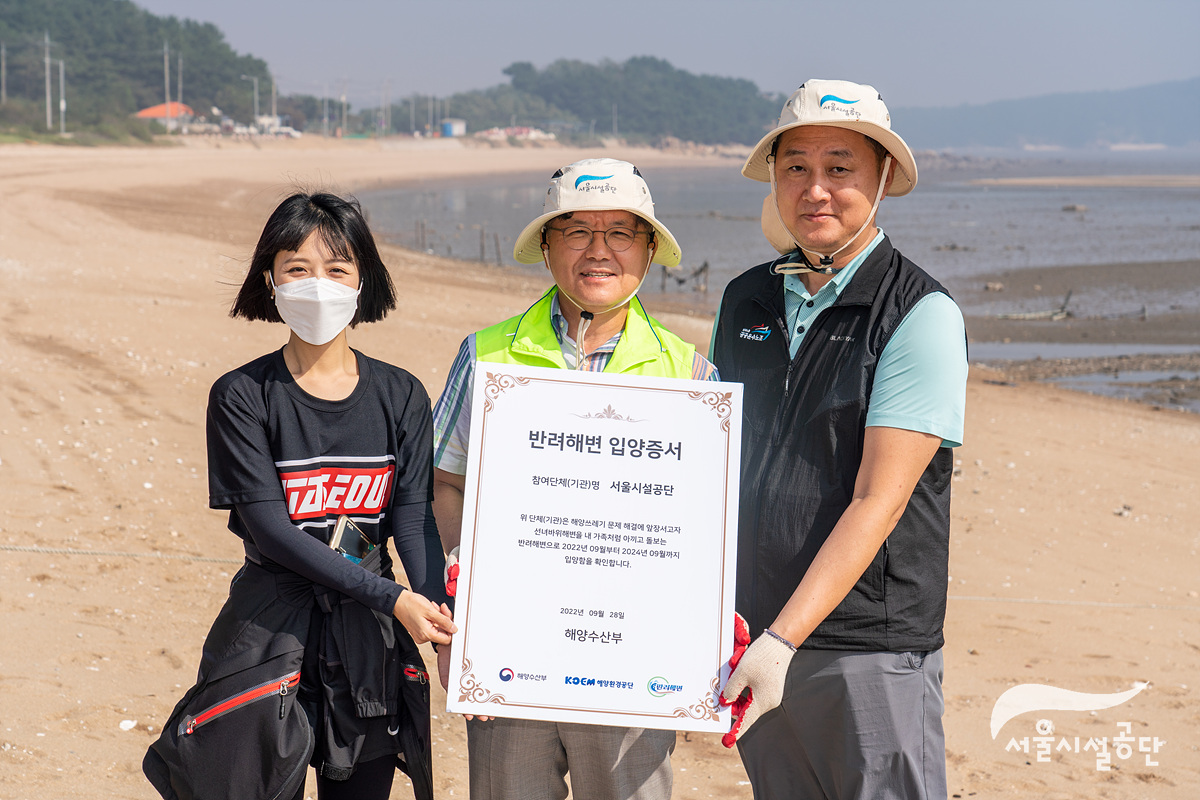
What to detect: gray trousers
<box><xmin>466</xmin><ymin>718</ymin><xmax>675</xmax><ymax>800</ymax></box>
<box><xmin>737</xmin><ymin>648</ymin><xmax>946</xmax><ymax>800</ymax></box>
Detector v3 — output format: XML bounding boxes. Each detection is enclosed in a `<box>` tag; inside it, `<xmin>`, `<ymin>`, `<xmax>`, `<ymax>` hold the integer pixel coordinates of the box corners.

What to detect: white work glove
<box><xmin>444</xmin><ymin>546</ymin><xmax>460</xmax><ymax>597</ymax></box>
<box><xmin>719</xmin><ymin>629</ymin><xmax>796</xmax><ymax>745</ymax></box>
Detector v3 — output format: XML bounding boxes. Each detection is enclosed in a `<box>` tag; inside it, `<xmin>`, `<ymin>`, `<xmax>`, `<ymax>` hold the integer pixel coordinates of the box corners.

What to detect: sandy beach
<box><xmin>1</xmin><ymin>137</ymin><xmax>1197</xmax><ymax>799</ymax></box>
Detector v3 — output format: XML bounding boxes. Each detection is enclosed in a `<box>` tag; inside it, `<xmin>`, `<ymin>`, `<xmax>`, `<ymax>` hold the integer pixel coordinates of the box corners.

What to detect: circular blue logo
<box><xmin>499</xmin><ymin>668</ymin><xmax>514</xmax><ymax>682</ymax></box>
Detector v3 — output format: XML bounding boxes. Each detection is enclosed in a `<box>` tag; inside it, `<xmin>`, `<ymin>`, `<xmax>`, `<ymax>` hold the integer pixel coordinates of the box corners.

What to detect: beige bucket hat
<box><xmin>743</xmin><ymin>79</ymin><xmax>917</xmax><ymax>196</ymax></box>
<box><xmin>513</xmin><ymin>158</ymin><xmax>682</xmax><ymax>267</ymax></box>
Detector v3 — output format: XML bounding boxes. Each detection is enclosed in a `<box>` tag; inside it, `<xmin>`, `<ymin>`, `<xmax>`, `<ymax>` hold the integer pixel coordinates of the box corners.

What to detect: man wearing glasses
<box><xmin>431</xmin><ymin>158</ymin><xmax>717</xmax><ymax>799</ymax></box>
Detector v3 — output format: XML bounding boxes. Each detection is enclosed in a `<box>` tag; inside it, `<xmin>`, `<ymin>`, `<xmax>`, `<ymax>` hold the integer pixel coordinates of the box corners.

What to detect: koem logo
<box><xmin>647</xmin><ymin>677</ymin><xmax>682</xmax><ymax>697</ymax></box>
<box><xmin>739</xmin><ymin>325</ymin><xmax>771</xmax><ymax>342</ymax></box>
<box><xmin>499</xmin><ymin>668</ymin><xmax>514</xmax><ymax>682</ymax></box>
<box><xmin>565</xmin><ymin>676</ymin><xmax>597</xmax><ymax>686</ymax></box>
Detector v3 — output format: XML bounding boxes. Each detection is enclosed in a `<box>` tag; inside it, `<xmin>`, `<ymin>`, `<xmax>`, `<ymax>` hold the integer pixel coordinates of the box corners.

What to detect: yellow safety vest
<box><xmin>474</xmin><ymin>288</ymin><xmax>695</xmax><ymax>378</ymax></box>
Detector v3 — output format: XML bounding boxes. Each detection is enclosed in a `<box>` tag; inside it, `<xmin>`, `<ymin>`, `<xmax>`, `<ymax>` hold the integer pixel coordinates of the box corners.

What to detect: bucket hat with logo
<box><xmin>742</xmin><ymin>79</ymin><xmax>917</xmax><ymax>196</ymax></box>
<box><xmin>513</xmin><ymin>158</ymin><xmax>682</xmax><ymax>267</ymax></box>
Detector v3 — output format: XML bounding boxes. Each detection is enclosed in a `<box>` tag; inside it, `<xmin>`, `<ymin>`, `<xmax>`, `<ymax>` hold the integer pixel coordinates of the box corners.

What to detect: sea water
<box><xmin>360</xmin><ymin>149</ymin><xmax>1200</xmax><ymax>318</ymax></box>
<box><xmin>359</xmin><ymin>149</ymin><xmax>1200</xmax><ymax>408</ymax></box>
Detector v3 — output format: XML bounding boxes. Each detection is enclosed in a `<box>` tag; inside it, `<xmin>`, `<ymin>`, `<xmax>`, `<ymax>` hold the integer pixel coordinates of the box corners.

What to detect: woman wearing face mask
<box><xmin>144</xmin><ymin>192</ymin><xmax>455</xmax><ymax>800</ymax></box>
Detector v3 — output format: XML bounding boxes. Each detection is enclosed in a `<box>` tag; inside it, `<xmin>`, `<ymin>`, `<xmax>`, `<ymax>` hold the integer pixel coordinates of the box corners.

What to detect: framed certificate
<box><xmin>447</xmin><ymin>361</ymin><xmax>742</xmax><ymax>732</ymax></box>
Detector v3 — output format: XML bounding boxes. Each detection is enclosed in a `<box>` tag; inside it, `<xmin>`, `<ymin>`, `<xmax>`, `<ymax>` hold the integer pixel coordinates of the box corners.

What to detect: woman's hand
<box><xmin>393</xmin><ymin>592</ymin><xmax>457</xmax><ymax>645</ymax></box>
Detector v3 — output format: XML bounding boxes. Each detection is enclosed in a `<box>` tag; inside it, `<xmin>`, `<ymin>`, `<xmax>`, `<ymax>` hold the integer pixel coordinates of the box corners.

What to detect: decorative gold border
<box><xmin>672</xmin><ymin>677</ymin><xmax>722</xmax><ymax>722</ymax></box>
<box><xmin>574</xmin><ymin>403</ymin><xmax>644</xmax><ymax>422</ymax></box>
<box><xmin>456</xmin><ymin>656</ymin><xmax>508</xmax><ymax>707</ymax></box>
<box><xmin>461</xmin><ymin>368</ymin><xmax>737</xmax><ymax>727</ymax></box>
<box><xmin>481</xmin><ymin>372</ymin><xmax>532</xmax><ymax>413</ymax></box>
<box><xmin>686</xmin><ymin>390</ymin><xmax>736</xmax><ymax>433</ymax></box>
<box><xmin>457</xmin><ymin>664</ymin><xmax>724</xmax><ymax>723</ymax></box>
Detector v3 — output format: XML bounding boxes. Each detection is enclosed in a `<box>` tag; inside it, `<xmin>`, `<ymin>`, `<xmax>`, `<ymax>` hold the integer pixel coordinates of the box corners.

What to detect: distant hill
<box><xmin>425</xmin><ymin>58</ymin><xmax>783</xmax><ymax>145</ymax></box>
<box><xmin>0</xmin><ymin>0</ymin><xmax>268</xmax><ymax>131</ymax></box>
<box><xmin>894</xmin><ymin>78</ymin><xmax>1200</xmax><ymax>150</ymax></box>
<box><xmin>4</xmin><ymin>0</ymin><xmax>1194</xmax><ymax>152</ymax></box>
<box><xmin>501</xmin><ymin>58</ymin><xmax>783</xmax><ymax>145</ymax></box>
<box><xmin>437</xmin><ymin>66</ymin><xmax>1200</xmax><ymax>150</ymax></box>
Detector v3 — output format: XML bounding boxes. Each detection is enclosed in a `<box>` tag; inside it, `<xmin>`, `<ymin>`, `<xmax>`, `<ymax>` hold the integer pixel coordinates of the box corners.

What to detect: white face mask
<box><xmin>271</xmin><ymin>276</ymin><xmax>361</xmax><ymax>345</ymax></box>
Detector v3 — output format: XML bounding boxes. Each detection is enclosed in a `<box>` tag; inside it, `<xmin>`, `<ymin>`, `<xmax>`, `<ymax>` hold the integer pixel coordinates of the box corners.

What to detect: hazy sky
<box><xmin>133</xmin><ymin>0</ymin><xmax>1200</xmax><ymax>110</ymax></box>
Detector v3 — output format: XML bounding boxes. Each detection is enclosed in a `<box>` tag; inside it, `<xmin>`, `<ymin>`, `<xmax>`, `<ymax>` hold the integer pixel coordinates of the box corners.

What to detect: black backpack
<box><xmin>143</xmin><ymin>565</ymin><xmax>315</xmax><ymax>800</ymax></box>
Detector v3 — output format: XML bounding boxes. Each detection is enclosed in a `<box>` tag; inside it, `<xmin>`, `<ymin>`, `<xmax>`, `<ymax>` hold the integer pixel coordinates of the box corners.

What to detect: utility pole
<box><xmin>58</xmin><ymin>59</ymin><xmax>64</xmax><ymax>134</ymax></box>
<box><xmin>241</xmin><ymin>74</ymin><xmax>259</xmax><ymax>127</ymax></box>
<box><xmin>163</xmin><ymin>42</ymin><xmax>171</xmax><ymax>132</ymax></box>
<box><xmin>322</xmin><ymin>83</ymin><xmax>329</xmax><ymax>137</ymax></box>
<box><xmin>410</xmin><ymin>93</ymin><xmax>415</xmax><ymax>133</ymax></box>
<box><xmin>177</xmin><ymin>53</ymin><xmax>182</xmax><ymax>114</ymax></box>
<box><xmin>2</xmin><ymin>42</ymin><xmax>7</xmax><ymax>106</ymax></box>
<box><xmin>612</xmin><ymin>103</ymin><xmax>618</xmax><ymax>137</ymax></box>
<box><xmin>383</xmin><ymin>80</ymin><xmax>390</xmax><ymax>135</ymax></box>
<box><xmin>44</xmin><ymin>32</ymin><xmax>52</xmax><ymax>131</ymax></box>
<box><xmin>271</xmin><ymin>77</ymin><xmax>277</xmax><ymax>120</ymax></box>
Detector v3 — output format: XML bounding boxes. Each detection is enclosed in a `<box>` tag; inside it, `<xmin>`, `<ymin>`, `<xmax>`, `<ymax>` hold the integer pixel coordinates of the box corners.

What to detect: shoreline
<box><xmin>14</xmin><ymin>132</ymin><xmax>1196</xmax><ymax>419</ymax></box>
<box><xmin>970</xmin><ymin>174</ymin><xmax>1200</xmax><ymax>188</ymax></box>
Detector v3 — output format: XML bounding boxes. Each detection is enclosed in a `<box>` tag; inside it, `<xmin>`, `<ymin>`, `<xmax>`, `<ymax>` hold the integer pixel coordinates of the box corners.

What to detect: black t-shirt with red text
<box><xmin>207</xmin><ymin>349</ymin><xmax>435</xmax><ymax>599</ymax></box>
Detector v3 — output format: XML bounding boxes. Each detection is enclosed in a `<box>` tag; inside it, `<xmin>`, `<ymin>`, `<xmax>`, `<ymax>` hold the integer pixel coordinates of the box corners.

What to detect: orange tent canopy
<box><xmin>135</xmin><ymin>102</ymin><xmax>195</xmax><ymax>119</ymax></box>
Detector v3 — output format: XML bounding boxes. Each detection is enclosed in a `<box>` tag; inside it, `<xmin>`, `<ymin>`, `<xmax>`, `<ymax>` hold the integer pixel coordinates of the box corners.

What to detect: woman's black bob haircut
<box><xmin>230</xmin><ymin>192</ymin><xmax>396</xmax><ymax>326</ymax></box>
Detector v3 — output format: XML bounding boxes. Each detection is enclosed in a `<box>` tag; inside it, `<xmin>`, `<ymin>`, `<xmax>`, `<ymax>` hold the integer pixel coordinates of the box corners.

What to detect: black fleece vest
<box><xmin>713</xmin><ymin>237</ymin><xmax>954</xmax><ymax>652</ymax></box>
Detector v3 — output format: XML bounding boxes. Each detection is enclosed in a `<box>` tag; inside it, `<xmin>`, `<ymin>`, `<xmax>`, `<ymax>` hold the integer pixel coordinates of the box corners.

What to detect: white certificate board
<box><xmin>447</xmin><ymin>361</ymin><xmax>742</xmax><ymax>732</ymax></box>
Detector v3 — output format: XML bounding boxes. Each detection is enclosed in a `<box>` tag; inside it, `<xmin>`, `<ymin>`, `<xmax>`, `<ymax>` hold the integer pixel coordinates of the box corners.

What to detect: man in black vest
<box><xmin>713</xmin><ymin>80</ymin><xmax>968</xmax><ymax>799</ymax></box>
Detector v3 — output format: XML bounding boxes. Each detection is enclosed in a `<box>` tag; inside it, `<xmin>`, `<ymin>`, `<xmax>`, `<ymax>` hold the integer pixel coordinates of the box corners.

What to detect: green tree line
<box><xmin>361</xmin><ymin>58</ymin><xmax>783</xmax><ymax>145</ymax></box>
<box><xmin>0</xmin><ymin>0</ymin><xmax>272</xmax><ymax>137</ymax></box>
<box><xmin>505</xmin><ymin>57</ymin><xmax>782</xmax><ymax>144</ymax></box>
<box><xmin>2</xmin><ymin>1</ymin><xmax>779</xmax><ymax>145</ymax></box>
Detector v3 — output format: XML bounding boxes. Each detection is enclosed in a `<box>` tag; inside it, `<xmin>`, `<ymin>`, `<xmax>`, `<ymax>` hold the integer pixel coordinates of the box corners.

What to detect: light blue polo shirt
<box><xmin>712</xmin><ymin>231</ymin><xmax>967</xmax><ymax>447</ymax></box>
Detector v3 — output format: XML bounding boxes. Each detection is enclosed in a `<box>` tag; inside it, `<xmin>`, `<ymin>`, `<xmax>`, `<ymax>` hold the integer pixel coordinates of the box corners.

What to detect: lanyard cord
<box><xmin>542</xmin><ymin>248</ymin><xmax>654</xmax><ymax>369</ymax></box>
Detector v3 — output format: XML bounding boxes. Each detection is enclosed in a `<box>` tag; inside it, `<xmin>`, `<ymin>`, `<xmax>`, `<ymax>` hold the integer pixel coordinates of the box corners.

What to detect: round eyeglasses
<box><xmin>545</xmin><ymin>225</ymin><xmax>651</xmax><ymax>252</ymax></box>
